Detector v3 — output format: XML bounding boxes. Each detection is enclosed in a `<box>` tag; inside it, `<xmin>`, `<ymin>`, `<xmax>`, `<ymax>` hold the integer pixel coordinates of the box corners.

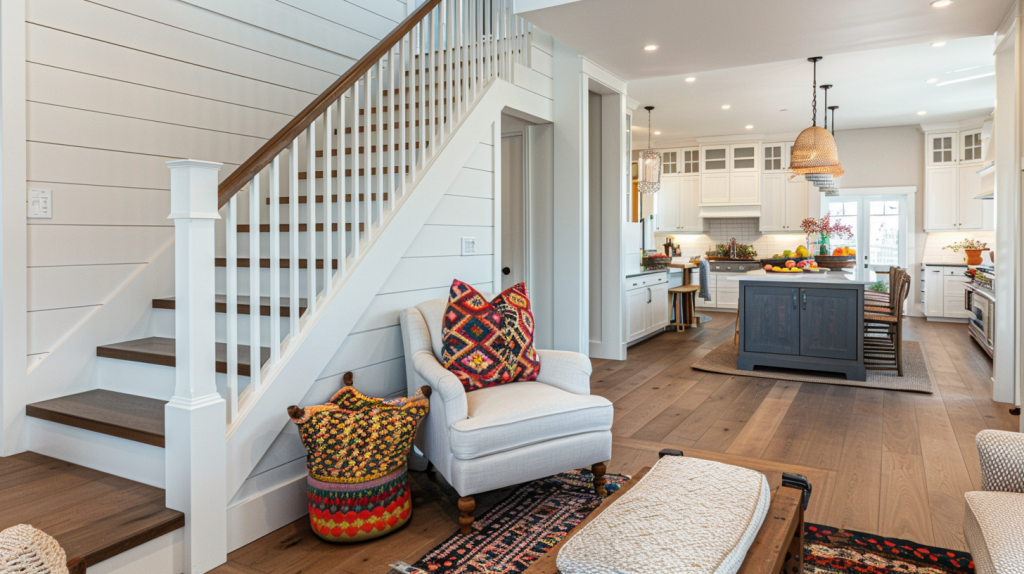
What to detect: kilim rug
<box><xmin>393</xmin><ymin>473</ymin><xmax>975</xmax><ymax>574</ymax></box>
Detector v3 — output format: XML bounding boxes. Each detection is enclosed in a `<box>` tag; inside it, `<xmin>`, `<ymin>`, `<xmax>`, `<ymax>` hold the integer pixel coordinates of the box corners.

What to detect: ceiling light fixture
<box><xmin>934</xmin><ymin>72</ymin><xmax>995</xmax><ymax>86</ymax></box>
<box><xmin>637</xmin><ymin>106</ymin><xmax>661</xmax><ymax>195</ymax></box>
<box><xmin>930</xmin><ymin>0</ymin><xmax>952</xmax><ymax>7</ymax></box>
<box><xmin>654</xmin><ymin>131</ymin><xmax>661</xmax><ymax>135</ymax></box>
<box><xmin>685</xmin><ymin>77</ymin><xmax>696</xmax><ymax>82</ymax></box>
<box><xmin>932</xmin><ymin>41</ymin><xmax>946</xmax><ymax>47</ymax></box>
<box><xmin>927</xmin><ymin>78</ymin><xmax>938</xmax><ymax>83</ymax></box>
<box><xmin>644</xmin><ymin>44</ymin><xmax>658</xmax><ymax>51</ymax></box>
<box><xmin>918</xmin><ymin>111</ymin><xmax>928</xmax><ymax>115</ymax></box>
<box><xmin>745</xmin><ymin>125</ymin><xmax>754</xmax><ymax>130</ymax></box>
<box><xmin>790</xmin><ymin>57</ymin><xmax>844</xmax><ymax>193</ymax></box>
<box><xmin>722</xmin><ymin>104</ymin><xmax>731</xmax><ymax>110</ymax></box>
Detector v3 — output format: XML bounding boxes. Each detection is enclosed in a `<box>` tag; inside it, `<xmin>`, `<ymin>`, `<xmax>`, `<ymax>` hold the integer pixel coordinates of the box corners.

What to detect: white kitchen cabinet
<box><xmin>626</xmin><ymin>289</ymin><xmax>648</xmax><ymax>341</ymax></box>
<box><xmin>729</xmin><ymin>172</ymin><xmax>760</xmax><ymax>204</ymax></box>
<box><xmin>700</xmin><ymin>173</ymin><xmax>730</xmax><ymax>204</ymax></box>
<box><xmin>699</xmin><ymin>144</ymin><xmax>760</xmax><ymax>205</ymax></box>
<box><xmin>927</xmin><ymin>132</ymin><xmax>957</xmax><ymax>166</ymax></box>
<box><xmin>784</xmin><ymin>177</ymin><xmax>810</xmax><ymax>230</ymax></box>
<box><xmin>661</xmin><ymin>150</ymin><xmax>680</xmax><ymax>175</ymax></box>
<box><xmin>760</xmin><ymin>174</ymin><xmax>786</xmax><ymax>231</ymax></box>
<box><xmin>715</xmin><ymin>273</ymin><xmax>740</xmax><ymax>309</ymax></box>
<box><xmin>924</xmin><ymin>266</ymin><xmax>945</xmax><ymax>317</ymax></box>
<box><xmin>647</xmin><ymin>283</ymin><xmax>670</xmax><ymax>331</ymax></box>
<box><xmin>925</xmin><ymin>167</ymin><xmax>959</xmax><ymax>231</ymax></box>
<box><xmin>703</xmin><ymin>146</ymin><xmax>729</xmax><ymax>172</ymax></box>
<box><xmin>731</xmin><ymin>144</ymin><xmax>759</xmax><ymax>172</ymax></box>
<box><xmin>763</xmin><ymin>143</ymin><xmax>785</xmax><ymax>172</ymax></box>
<box><xmin>626</xmin><ymin>272</ymin><xmax>670</xmax><ymax>344</ymax></box>
<box><xmin>682</xmin><ymin>148</ymin><xmax>700</xmax><ymax>174</ymax></box>
<box><xmin>924</xmin><ymin>265</ymin><xmax>972</xmax><ymax>320</ymax></box>
<box><xmin>656</xmin><ymin>176</ymin><xmax>701</xmax><ymax>233</ymax></box>
<box><xmin>961</xmin><ymin>130</ymin><xmax>983</xmax><ymax>163</ymax></box>
<box><xmin>655</xmin><ymin>177</ymin><xmax>680</xmax><ymax>232</ymax></box>
<box><xmin>957</xmin><ymin>163</ymin><xmax>985</xmax><ymax>230</ymax></box>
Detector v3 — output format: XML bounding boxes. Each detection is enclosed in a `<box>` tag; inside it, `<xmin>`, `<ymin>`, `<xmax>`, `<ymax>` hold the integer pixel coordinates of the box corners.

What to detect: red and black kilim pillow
<box><xmin>494</xmin><ymin>282</ymin><xmax>540</xmax><ymax>382</ymax></box>
<box><xmin>442</xmin><ymin>280</ymin><xmax>513</xmax><ymax>391</ymax></box>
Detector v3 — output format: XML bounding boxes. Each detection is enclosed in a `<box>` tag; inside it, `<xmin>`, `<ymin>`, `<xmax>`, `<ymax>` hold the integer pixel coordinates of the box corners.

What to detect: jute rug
<box><xmin>691</xmin><ymin>338</ymin><xmax>933</xmax><ymax>393</ymax></box>
<box><xmin>390</xmin><ymin>471</ymin><xmax>974</xmax><ymax>574</ymax></box>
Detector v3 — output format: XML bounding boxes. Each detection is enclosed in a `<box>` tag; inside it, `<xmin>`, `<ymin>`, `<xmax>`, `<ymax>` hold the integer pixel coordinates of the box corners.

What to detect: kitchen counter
<box><xmin>730</xmin><ymin>273</ymin><xmax>873</xmax><ymax>285</ymax></box>
<box><xmin>625</xmin><ymin>269</ymin><xmax>669</xmax><ymax>279</ymax></box>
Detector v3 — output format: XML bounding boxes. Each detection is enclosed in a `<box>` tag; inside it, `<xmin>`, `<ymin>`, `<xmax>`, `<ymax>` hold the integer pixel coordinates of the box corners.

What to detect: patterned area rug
<box><xmin>394</xmin><ymin>473</ymin><xmax>975</xmax><ymax>574</ymax></box>
<box><xmin>691</xmin><ymin>338</ymin><xmax>933</xmax><ymax>393</ymax></box>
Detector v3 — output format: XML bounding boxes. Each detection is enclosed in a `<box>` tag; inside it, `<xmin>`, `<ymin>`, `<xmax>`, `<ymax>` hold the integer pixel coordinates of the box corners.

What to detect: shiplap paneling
<box><xmin>28</xmin><ymin>307</ymin><xmax>97</xmax><ymax>355</ymax></box>
<box><xmin>28</xmin><ymin>142</ymin><xmax>182</xmax><ymax>190</ymax></box>
<box><xmin>464</xmin><ymin>143</ymin><xmax>494</xmax><ymax>172</ymax></box>
<box><xmin>25</xmin><ymin>183</ymin><xmax>169</xmax><ymax>227</ymax></box>
<box><xmin>28</xmin><ymin>265</ymin><xmax>145</xmax><ymax>311</ymax></box>
<box><xmin>404</xmin><ymin>225</ymin><xmax>494</xmax><ymax>258</ymax></box>
<box><xmin>28</xmin><ymin>226</ymin><xmax>172</xmax><ymax>267</ymax></box>
<box><xmin>447</xmin><ymin>167</ymin><xmax>495</xmax><ymax>199</ymax></box>
<box><xmin>426</xmin><ymin>196</ymin><xmax>494</xmax><ymax>226</ymax></box>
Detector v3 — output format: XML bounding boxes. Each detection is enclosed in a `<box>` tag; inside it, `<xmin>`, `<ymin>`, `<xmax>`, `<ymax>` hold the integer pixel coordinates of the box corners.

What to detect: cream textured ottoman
<box><xmin>556</xmin><ymin>455</ymin><xmax>771</xmax><ymax>574</ymax></box>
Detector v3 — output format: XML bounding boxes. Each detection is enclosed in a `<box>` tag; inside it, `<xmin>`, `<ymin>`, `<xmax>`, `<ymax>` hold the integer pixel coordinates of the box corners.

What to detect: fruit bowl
<box><xmin>767</xmin><ymin>268</ymin><xmax>804</xmax><ymax>274</ymax></box>
<box><xmin>814</xmin><ymin>255</ymin><xmax>856</xmax><ymax>269</ymax></box>
<box><xmin>760</xmin><ymin>258</ymin><xmax>812</xmax><ymax>268</ymax></box>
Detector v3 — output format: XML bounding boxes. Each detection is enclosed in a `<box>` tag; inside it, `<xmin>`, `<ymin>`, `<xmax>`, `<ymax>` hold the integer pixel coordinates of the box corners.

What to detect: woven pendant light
<box><xmin>637</xmin><ymin>106</ymin><xmax>661</xmax><ymax>195</ymax></box>
<box><xmin>791</xmin><ymin>58</ymin><xmax>845</xmax><ymax>181</ymax></box>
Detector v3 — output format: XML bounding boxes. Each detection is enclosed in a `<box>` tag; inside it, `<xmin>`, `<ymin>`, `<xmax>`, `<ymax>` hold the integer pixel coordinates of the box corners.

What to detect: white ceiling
<box><xmin>519</xmin><ymin>0</ymin><xmax>1012</xmax><ymax>81</ymax></box>
<box><xmin>627</xmin><ymin>36</ymin><xmax>996</xmax><ymax>144</ymax></box>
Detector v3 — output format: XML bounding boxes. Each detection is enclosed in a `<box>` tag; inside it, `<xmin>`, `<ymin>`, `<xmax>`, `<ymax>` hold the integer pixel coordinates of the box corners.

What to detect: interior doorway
<box><xmin>501</xmin><ymin>133</ymin><xmax>527</xmax><ymax>291</ymax></box>
<box><xmin>822</xmin><ymin>195</ymin><xmax>908</xmax><ymax>284</ymax></box>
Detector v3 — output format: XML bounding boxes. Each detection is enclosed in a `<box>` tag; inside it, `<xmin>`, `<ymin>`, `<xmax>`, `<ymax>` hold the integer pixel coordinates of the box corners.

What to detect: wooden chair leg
<box><xmin>592</xmin><ymin>462</ymin><xmax>608</xmax><ymax>497</ymax></box>
<box><xmin>734</xmin><ymin>315</ymin><xmax>740</xmax><ymax>346</ymax></box>
<box><xmin>458</xmin><ymin>496</ymin><xmax>476</xmax><ymax>535</ymax></box>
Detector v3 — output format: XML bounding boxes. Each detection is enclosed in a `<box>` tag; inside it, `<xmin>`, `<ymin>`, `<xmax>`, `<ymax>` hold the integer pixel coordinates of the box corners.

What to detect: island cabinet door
<box><xmin>799</xmin><ymin>288</ymin><xmax>859</xmax><ymax>360</ymax></box>
<box><xmin>742</xmin><ymin>286</ymin><xmax>801</xmax><ymax>355</ymax></box>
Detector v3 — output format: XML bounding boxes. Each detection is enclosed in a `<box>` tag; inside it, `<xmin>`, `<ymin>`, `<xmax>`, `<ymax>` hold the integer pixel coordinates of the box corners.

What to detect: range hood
<box><xmin>698</xmin><ymin>205</ymin><xmax>762</xmax><ymax>218</ymax></box>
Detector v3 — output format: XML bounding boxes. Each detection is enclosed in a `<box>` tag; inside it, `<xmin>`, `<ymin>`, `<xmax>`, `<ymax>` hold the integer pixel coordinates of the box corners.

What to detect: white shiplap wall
<box><xmin>25</xmin><ymin>0</ymin><xmax>406</xmax><ymax>362</ymax></box>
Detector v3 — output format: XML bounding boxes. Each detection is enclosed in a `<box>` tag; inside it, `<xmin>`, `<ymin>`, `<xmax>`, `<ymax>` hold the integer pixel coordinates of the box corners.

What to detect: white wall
<box><xmin>23</xmin><ymin>0</ymin><xmax>407</xmax><ymax>365</ymax></box>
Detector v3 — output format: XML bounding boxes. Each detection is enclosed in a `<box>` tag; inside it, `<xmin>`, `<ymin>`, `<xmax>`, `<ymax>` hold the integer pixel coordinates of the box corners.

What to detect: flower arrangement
<box><xmin>800</xmin><ymin>214</ymin><xmax>853</xmax><ymax>255</ymax></box>
<box><xmin>942</xmin><ymin>238</ymin><xmax>988</xmax><ymax>252</ymax></box>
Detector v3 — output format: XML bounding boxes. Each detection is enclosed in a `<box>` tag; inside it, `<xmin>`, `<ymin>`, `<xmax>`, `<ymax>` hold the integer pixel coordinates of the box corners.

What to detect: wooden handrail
<box><xmin>216</xmin><ymin>0</ymin><xmax>444</xmax><ymax>208</ymax></box>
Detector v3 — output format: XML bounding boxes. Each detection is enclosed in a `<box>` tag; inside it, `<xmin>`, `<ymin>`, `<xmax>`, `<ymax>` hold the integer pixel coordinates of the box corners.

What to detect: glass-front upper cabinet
<box><xmin>703</xmin><ymin>146</ymin><xmax>728</xmax><ymax>172</ymax></box>
<box><xmin>763</xmin><ymin>144</ymin><xmax>784</xmax><ymax>172</ymax></box>
<box><xmin>731</xmin><ymin>144</ymin><xmax>758</xmax><ymax>172</ymax></box>
<box><xmin>661</xmin><ymin>150</ymin><xmax>679</xmax><ymax>175</ymax></box>
<box><xmin>961</xmin><ymin>131</ymin><xmax>983</xmax><ymax>163</ymax></box>
<box><xmin>928</xmin><ymin>132</ymin><xmax>957</xmax><ymax>165</ymax></box>
<box><xmin>682</xmin><ymin>148</ymin><xmax>699</xmax><ymax>174</ymax></box>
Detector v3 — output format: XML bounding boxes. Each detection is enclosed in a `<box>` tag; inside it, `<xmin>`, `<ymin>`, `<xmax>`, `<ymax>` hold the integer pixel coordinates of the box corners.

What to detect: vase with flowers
<box><xmin>800</xmin><ymin>214</ymin><xmax>854</xmax><ymax>256</ymax></box>
<box><xmin>943</xmin><ymin>238</ymin><xmax>989</xmax><ymax>265</ymax></box>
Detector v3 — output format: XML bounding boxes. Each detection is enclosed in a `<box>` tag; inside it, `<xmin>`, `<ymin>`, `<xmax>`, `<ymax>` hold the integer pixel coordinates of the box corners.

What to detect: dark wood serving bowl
<box><xmin>814</xmin><ymin>255</ymin><xmax>856</xmax><ymax>269</ymax></box>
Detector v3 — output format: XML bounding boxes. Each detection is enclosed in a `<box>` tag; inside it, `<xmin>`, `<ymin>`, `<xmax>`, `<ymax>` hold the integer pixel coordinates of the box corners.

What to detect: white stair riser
<box><xmin>151</xmin><ymin>306</ymin><xmax>289</xmax><ymax>348</ymax></box>
<box><xmin>98</xmin><ymin>356</ymin><xmax>256</xmax><ymax>403</ymax></box>
<box><xmin>87</xmin><ymin>531</ymin><xmax>183</xmax><ymax>574</ymax></box>
<box><xmin>216</xmin><ymin>267</ymin><xmax>327</xmax><ymax>298</ymax></box>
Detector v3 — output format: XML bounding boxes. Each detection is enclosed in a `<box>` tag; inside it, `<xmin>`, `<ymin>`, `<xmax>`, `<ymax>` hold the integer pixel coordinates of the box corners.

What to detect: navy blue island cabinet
<box><xmin>737</xmin><ymin>278</ymin><xmax>866</xmax><ymax>381</ymax></box>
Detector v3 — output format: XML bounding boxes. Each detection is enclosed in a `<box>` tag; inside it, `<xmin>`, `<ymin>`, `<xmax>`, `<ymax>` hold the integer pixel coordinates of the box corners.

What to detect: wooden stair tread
<box><xmin>26</xmin><ymin>390</ymin><xmax>166</xmax><ymax>447</ymax></box>
<box><xmin>97</xmin><ymin>337</ymin><xmax>271</xmax><ymax>377</ymax></box>
<box><xmin>266</xmin><ymin>192</ymin><xmax>388</xmax><ymax>204</ymax></box>
<box><xmin>314</xmin><ymin>142</ymin><xmax>425</xmax><ymax>157</ymax></box>
<box><xmin>235</xmin><ymin>223</ymin><xmax>363</xmax><ymax>233</ymax></box>
<box><xmin>343</xmin><ymin>119</ymin><xmax>440</xmax><ymax>133</ymax></box>
<box><xmin>0</xmin><ymin>452</ymin><xmax>184</xmax><ymax>567</ymax></box>
<box><xmin>214</xmin><ymin>258</ymin><xmax>340</xmax><ymax>270</ymax></box>
<box><xmin>293</xmin><ymin>167</ymin><xmax>408</xmax><ymax>180</ymax></box>
<box><xmin>153</xmin><ymin>295</ymin><xmax>308</xmax><ymax>317</ymax></box>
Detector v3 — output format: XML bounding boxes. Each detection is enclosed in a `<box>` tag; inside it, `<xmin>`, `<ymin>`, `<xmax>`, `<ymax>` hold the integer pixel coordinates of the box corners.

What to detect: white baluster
<box><xmin>269</xmin><ymin>156</ymin><xmax>281</xmax><ymax>363</ymax></box>
<box><xmin>416</xmin><ymin>21</ymin><xmax>424</xmax><ymax>178</ymax></box>
<box><xmin>470</xmin><ymin>0</ymin><xmax>476</xmax><ymax>101</ymax></box>
<box><xmin>225</xmin><ymin>195</ymin><xmax>238</xmax><ymax>422</ymax></box>
<box><xmin>446</xmin><ymin>0</ymin><xmax>453</xmax><ymax>135</ymax></box>
<box><xmin>377</xmin><ymin>60</ymin><xmax>385</xmax><ymax>227</ymax></box>
<box><xmin>288</xmin><ymin>138</ymin><xmax>300</xmax><ymax>342</ymax></box>
<box><xmin>324</xmin><ymin>105</ymin><xmax>333</xmax><ymax>289</ymax></box>
<box><xmin>248</xmin><ymin>174</ymin><xmax>261</xmax><ymax>392</ymax></box>
<box><xmin>306</xmin><ymin>121</ymin><xmax>317</xmax><ymax>317</ymax></box>
<box><xmin>454</xmin><ymin>0</ymin><xmax>461</xmax><ymax>125</ymax></box>
<box><xmin>339</xmin><ymin>96</ymin><xmax>348</xmax><ymax>275</ymax></box>
<box><xmin>399</xmin><ymin>36</ymin><xmax>406</xmax><ymax>202</ymax></box>
<box><xmin>352</xmin><ymin>83</ymin><xmax>361</xmax><ymax>260</ymax></box>
<box><xmin>364</xmin><ymin>72</ymin><xmax>373</xmax><ymax>240</ymax></box>
<box><xmin>492</xmin><ymin>0</ymin><xmax>498</xmax><ymax>81</ymax></box>
<box><xmin>428</xmin><ymin>11</ymin><xmax>435</xmax><ymax>160</ymax></box>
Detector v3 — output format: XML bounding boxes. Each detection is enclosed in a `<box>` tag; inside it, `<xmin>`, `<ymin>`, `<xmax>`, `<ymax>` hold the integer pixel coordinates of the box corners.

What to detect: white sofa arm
<box><xmin>411</xmin><ymin>350</ymin><xmax>469</xmax><ymax>426</ymax></box>
<box><xmin>535</xmin><ymin>349</ymin><xmax>593</xmax><ymax>395</ymax></box>
<box><xmin>977</xmin><ymin>429</ymin><xmax>1024</xmax><ymax>493</ymax></box>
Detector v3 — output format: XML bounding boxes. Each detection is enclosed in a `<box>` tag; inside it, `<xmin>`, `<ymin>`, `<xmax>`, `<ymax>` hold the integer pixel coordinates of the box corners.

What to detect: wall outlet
<box><xmin>28</xmin><ymin>188</ymin><xmax>52</xmax><ymax>219</ymax></box>
<box><xmin>461</xmin><ymin>237</ymin><xmax>476</xmax><ymax>255</ymax></box>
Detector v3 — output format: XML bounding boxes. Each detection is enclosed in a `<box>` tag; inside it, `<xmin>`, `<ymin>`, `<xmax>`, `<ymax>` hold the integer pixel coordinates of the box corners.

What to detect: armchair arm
<box><xmin>411</xmin><ymin>350</ymin><xmax>468</xmax><ymax>426</ymax></box>
<box><xmin>977</xmin><ymin>429</ymin><xmax>1024</xmax><ymax>493</ymax></box>
<box><xmin>535</xmin><ymin>349</ymin><xmax>593</xmax><ymax>395</ymax></box>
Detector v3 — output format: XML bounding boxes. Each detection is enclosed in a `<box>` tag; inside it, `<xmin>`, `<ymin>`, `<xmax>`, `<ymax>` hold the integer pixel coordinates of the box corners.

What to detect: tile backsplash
<box><xmin>921</xmin><ymin>231</ymin><xmax>996</xmax><ymax>265</ymax></box>
<box><xmin>655</xmin><ymin>218</ymin><xmax>811</xmax><ymax>259</ymax></box>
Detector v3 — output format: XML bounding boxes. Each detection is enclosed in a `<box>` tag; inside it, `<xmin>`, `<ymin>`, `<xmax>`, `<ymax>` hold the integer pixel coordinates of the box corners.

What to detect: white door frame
<box><xmin>822</xmin><ymin>194</ymin><xmax>908</xmax><ymax>283</ymax></box>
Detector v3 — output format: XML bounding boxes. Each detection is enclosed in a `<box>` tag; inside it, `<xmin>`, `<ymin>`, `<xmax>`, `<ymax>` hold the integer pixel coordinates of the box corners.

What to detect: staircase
<box><xmin>20</xmin><ymin>1</ymin><xmax>536</xmax><ymax>572</ymax></box>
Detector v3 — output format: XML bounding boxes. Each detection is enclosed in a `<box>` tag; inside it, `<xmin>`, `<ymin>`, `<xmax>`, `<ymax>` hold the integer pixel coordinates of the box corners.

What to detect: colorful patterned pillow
<box><xmin>288</xmin><ymin>375</ymin><xmax>430</xmax><ymax>543</ymax></box>
<box><xmin>493</xmin><ymin>282</ymin><xmax>540</xmax><ymax>382</ymax></box>
<box><xmin>441</xmin><ymin>280</ymin><xmax>514</xmax><ymax>391</ymax></box>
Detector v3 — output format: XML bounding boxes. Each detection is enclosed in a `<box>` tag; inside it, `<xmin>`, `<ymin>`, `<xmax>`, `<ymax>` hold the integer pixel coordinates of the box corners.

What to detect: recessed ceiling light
<box><xmin>644</xmin><ymin>45</ymin><xmax>658</xmax><ymax>51</ymax></box>
<box><xmin>926</xmin><ymin>78</ymin><xmax>938</xmax><ymax>83</ymax></box>
<box><xmin>745</xmin><ymin>125</ymin><xmax>754</xmax><ymax>130</ymax></box>
<box><xmin>930</xmin><ymin>0</ymin><xmax>952</xmax><ymax>7</ymax></box>
<box><xmin>932</xmin><ymin>41</ymin><xmax>946</xmax><ymax>47</ymax></box>
<box><xmin>684</xmin><ymin>77</ymin><xmax>696</xmax><ymax>82</ymax></box>
<box><xmin>917</xmin><ymin>111</ymin><xmax>928</xmax><ymax>115</ymax></box>
<box><xmin>654</xmin><ymin>131</ymin><xmax>661</xmax><ymax>135</ymax></box>
<box><xmin>722</xmin><ymin>104</ymin><xmax>731</xmax><ymax>110</ymax></box>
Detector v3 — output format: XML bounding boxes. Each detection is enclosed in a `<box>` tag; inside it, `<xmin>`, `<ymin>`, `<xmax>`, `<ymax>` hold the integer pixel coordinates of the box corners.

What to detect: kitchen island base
<box><xmin>737</xmin><ymin>277</ymin><xmax>866</xmax><ymax>381</ymax></box>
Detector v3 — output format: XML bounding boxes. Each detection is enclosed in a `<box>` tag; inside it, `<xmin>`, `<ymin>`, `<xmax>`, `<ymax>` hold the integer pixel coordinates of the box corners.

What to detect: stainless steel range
<box><xmin>709</xmin><ymin>260</ymin><xmax>759</xmax><ymax>273</ymax></box>
<box><xmin>965</xmin><ymin>266</ymin><xmax>995</xmax><ymax>358</ymax></box>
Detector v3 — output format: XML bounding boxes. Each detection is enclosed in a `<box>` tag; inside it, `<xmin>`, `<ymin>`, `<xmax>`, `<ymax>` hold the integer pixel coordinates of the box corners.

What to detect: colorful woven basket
<box><xmin>288</xmin><ymin>373</ymin><xmax>430</xmax><ymax>543</ymax></box>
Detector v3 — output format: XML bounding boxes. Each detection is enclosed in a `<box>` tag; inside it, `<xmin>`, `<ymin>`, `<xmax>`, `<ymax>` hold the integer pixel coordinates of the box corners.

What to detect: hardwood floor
<box><xmin>215</xmin><ymin>312</ymin><xmax>1017</xmax><ymax>573</ymax></box>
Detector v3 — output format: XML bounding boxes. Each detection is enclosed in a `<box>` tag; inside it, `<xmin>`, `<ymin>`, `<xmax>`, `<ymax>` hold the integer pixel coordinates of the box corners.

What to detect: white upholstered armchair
<box><xmin>400</xmin><ymin>298</ymin><xmax>613</xmax><ymax>533</ymax></box>
<box><xmin>963</xmin><ymin>429</ymin><xmax>1024</xmax><ymax>574</ymax></box>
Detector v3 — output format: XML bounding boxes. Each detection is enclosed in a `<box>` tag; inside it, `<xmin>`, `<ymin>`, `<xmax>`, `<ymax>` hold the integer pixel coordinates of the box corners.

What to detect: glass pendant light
<box><xmin>790</xmin><ymin>58</ymin><xmax>845</xmax><ymax>187</ymax></box>
<box><xmin>637</xmin><ymin>106</ymin><xmax>661</xmax><ymax>195</ymax></box>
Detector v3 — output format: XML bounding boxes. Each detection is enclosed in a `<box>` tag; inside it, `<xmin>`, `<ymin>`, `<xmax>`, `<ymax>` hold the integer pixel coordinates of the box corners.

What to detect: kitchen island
<box><xmin>732</xmin><ymin>273</ymin><xmax>868</xmax><ymax>381</ymax></box>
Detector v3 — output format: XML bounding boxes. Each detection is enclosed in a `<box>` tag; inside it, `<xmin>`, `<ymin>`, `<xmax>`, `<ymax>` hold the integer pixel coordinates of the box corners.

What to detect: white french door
<box><xmin>822</xmin><ymin>195</ymin><xmax>907</xmax><ymax>283</ymax></box>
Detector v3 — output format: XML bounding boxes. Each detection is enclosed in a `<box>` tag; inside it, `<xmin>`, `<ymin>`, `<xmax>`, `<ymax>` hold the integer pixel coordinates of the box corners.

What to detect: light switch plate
<box><xmin>28</xmin><ymin>188</ymin><xmax>52</xmax><ymax>219</ymax></box>
<box><xmin>461</xmin><ymin>237</ymin><xmax>476</xmax><ymax>255</ymax></box>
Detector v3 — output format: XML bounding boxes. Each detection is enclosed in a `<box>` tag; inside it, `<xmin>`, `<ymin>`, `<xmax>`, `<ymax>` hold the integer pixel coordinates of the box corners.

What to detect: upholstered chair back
<box><xmin>414</xmin><ymin>293</ymin><xmax>494</xmax><ymax>362</ymax></box>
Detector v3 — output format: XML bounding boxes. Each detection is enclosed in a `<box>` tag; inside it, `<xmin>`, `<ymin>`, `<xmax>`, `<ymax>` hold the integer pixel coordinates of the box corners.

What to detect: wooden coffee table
<box><xmin>522</xmin><ymin>456</ymin><xmax>807</xmax><ymax>574</ymax></box>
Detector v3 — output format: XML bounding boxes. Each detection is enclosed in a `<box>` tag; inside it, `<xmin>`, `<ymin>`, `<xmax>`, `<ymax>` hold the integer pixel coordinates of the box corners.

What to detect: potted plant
<box><xmin>800</xmin><ymin>213</ymin><xmax>854</xmax><ymax>256</ymax></box>
<box><xmin>943</xmin><ymin>238</ymin><xmax>989</xmax><ymax>265</ymax></box>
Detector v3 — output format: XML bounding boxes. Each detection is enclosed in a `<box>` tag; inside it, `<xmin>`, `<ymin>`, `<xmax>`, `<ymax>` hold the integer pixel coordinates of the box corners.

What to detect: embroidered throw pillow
<box><xmin>441</xmin><ymin>280</ymin><xmax>513</xmax><ymax>391</ymax></box>
<box><xmin>493</xmin><ymin>282</ymin><xmax>540</xmax><ymax>382</ymax></box>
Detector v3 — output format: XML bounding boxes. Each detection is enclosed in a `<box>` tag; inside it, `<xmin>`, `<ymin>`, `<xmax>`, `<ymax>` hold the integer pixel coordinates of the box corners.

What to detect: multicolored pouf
<box><xmin>288</xmin><ymin>374</ymin><xmax>429</xmax><ymax>543</ymax></box>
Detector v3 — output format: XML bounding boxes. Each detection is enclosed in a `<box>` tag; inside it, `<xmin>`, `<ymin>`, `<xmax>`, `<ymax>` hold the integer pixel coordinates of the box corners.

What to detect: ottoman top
<box><xmin>557</xmin><ymin>456</ymin><xmax>771</xmax><ymax>574</ymax></box>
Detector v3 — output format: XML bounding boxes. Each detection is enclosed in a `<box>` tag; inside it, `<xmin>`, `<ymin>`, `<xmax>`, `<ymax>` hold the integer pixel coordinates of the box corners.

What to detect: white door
<box><xmin>656</xmin><ymin>177</ymin><xmax>680</xmax><ymax>232</ymax></box>
<box><xmin>784</xmin><ymin>177</ymin><xmax>810</xmax><ymax>231</ymax></box>
<box><xmin>679</xmin><ymin>176</ymin><xmax>702</xmax><ymax>230</ymax></box>
<box><xmin>957</xmin><ymin>164</ymin><xmax>984</xmax><ymax>230</ymax></box>
<box><xmin>729</xmin><ymin>172</ymin><xmax>759</xmax><ymax>204</ymax></box>
<box><xmin>759</xmin><ymin>174</ymin><xmax>786</xmax><ymax>232</ymax></box>
<box><xmin>501</xmin><ymin>135</ymin><xmax>526</xmax><ymax>290</ymax></box>
<box><xmin>925</xmin><ymin>167</ymin><xmax>958</xmax><ymax>231</ymax></box>
<box><xmin>647</xmin><ymin>284</ymin><xmax>670</xmax><ymax>330</ymax></box>
<box><xmin>700</xmin><ymin>173</ymin><xmax>729</xmax><ymax>204</ymax></box>
<box><xmin>626</xmin><ymin>289</ymin><xmax>648</xmax><ymax>341</ymax></box>
<box><xmin>823</xmin><ymin>195</ymin><xmax>907</xmax><ymax>283</ymax></box>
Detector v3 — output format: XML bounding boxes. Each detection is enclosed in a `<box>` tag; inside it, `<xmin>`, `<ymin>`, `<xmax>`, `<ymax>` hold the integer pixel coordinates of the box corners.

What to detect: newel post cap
<box><xmin>167</xmin><ymin>159</ymin><xmax>224</xmax><ymax>220</ymax></box>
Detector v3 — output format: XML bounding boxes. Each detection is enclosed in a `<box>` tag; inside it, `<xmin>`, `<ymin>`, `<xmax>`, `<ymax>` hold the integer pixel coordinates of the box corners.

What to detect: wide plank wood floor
<box><xmin>215</xmin><ymin>313</ymin><xmax>1017</xmax><ymax>573</ymax></box>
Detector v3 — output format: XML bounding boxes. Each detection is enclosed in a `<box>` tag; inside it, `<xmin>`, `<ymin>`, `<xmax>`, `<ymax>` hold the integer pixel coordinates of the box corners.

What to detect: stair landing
<box><xmin>0</xmin><ymin>452</ymin><xmax>183</xmax><ymax>568</ymax></box>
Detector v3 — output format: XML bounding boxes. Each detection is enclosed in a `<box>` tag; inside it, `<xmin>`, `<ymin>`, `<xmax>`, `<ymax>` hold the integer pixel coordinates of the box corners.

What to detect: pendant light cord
<box><xmin>812</xmin><ymin>59</ymin><xmax>817</xmax><ymax>127</ymax></box>
<box><xmin>823</xmin><ymin>86</ymin><xmax>829</xmax><ymax>130</ymax></box>
<box><xmin>647</xmin><ymin>108</ymin><xmax>652</xmax><ymax>148</ymax></box>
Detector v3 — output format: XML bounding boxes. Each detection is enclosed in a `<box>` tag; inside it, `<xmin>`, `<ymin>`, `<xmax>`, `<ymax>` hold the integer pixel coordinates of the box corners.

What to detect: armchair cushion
<box><xmin>449</xmin><ymin>381</ymin><xmax>613</xmax><ymax>460</ymax></box>
<box><xmin>441</xmin><ymin>280</ymin><xmax>513</xmax><ymax>391</ymax></box>
<box><xmin>977</xmin><ymin>429</ymin><xmax>1024</xmax><ymax>493</ymax></box>
<box><xmin>963</xmin><ymin>491</ymin><xmax>1024</xmax><ymax>574</ymax></box>
<box><xmin>493</xmin><ymin>282</ymin><xmax>540</xmax><ymax>382</ymax></box>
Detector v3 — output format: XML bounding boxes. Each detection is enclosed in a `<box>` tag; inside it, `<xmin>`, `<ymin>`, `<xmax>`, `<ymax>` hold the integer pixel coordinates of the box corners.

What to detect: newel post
<box><xmin>165</xmin><ymin>159</ymin><xmax>227</xmax><ymax>573</ymax></box>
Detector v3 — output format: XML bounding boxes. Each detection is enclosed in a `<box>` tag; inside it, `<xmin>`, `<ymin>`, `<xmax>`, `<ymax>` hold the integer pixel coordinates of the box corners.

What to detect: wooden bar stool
<box><xmin>669</xmin><ymin>285</ymin><xmax>700</xmax><ymax>331</ymax></box>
